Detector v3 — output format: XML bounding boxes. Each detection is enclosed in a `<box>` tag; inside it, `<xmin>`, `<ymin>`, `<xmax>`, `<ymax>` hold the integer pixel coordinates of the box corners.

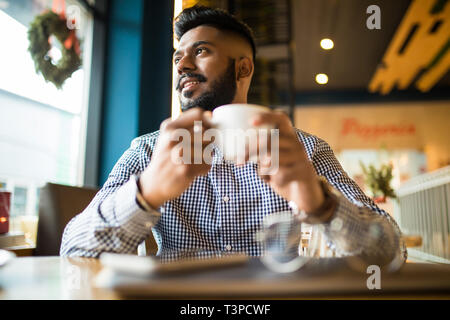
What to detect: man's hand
<box><xmin>250</xmin><ymin>111</ymin><xmax>325</xmax><ymax>214</ymax></box>
<box><xmin>139</xmin><ymin>108</ymin><xmax>213</xmax><ymax>209</ymax></box>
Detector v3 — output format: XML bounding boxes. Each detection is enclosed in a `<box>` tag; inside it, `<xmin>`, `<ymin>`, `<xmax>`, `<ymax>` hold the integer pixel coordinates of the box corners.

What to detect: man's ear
<box><xmin>237</xmin><ymin>57</ymin><xmax>253</xmax><ymax>81</ymax></box>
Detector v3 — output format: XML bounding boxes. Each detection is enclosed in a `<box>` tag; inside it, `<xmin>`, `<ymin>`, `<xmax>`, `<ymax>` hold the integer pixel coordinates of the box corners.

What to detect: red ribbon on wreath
<box><xmin>52</xmin><ymin>0</ymin><xmax>81</xmax><ymax>56</ymax></box>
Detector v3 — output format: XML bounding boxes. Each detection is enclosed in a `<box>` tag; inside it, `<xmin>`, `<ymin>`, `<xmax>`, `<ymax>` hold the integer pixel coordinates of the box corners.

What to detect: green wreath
<box><xmin>28</xmin><ymin>11</ymin><xmax>82</xmax><ymax>89</ymax></box>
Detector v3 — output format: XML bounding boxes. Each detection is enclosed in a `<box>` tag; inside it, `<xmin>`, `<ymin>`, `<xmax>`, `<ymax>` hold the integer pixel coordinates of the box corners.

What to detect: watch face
<box><xmin>304</xmin><ymin>194</ymin><xmax>339</xmax><ymax>224</ymax></box>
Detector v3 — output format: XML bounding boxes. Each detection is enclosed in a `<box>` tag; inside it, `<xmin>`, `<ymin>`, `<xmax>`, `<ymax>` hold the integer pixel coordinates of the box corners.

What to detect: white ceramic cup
<box><xmin>211</xmin><ymin>104</ymin><xmax>274</xmax><ymax>163</ymax></box>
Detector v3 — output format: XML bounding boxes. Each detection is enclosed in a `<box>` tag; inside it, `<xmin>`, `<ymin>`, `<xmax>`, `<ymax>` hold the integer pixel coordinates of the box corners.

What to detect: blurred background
<box><xmin>0</xmin><ymin>0</ymin><xmax>449</xmax><ymax>262</ymax></box>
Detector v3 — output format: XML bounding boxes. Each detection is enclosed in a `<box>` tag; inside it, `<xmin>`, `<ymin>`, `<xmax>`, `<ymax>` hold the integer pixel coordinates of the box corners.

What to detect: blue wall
<box><xmin>99</xmin><ymin>0</ymin><xmax>144</xmax><ymax>186</ymax></box>
<box><xmin>98</xmin><ymin>0</ymin><xmax>173</xmax><ymax>186</ymax></box>
<box><xmin>138</xmin><ymin>0</ymin><xmax>173</xmax><ymax>136</ymax></box>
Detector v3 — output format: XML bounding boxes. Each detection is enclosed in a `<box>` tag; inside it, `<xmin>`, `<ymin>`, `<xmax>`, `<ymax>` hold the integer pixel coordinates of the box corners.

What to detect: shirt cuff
<box><xmin>113</xmin><ymin>176</ymin><xmax>161</xmax><ymax>235</ymax></box>
<box><xmin>320</xmin><ymin>193</ymin><xmax>399</xmax><ymax>261</ymax></box>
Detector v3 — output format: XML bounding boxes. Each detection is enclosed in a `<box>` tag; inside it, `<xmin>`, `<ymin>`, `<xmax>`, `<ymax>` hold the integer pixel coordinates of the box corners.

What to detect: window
<box><xmin>0</xmin><ymin>0</ymin><xmax>93</xmax><ymax>226</ymax></box>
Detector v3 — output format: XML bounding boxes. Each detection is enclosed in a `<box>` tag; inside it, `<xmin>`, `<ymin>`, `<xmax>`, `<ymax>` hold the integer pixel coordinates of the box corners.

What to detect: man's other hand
<box><xmin>139</xmin><ymin>107</ymin><xmax>213</xmax><ymax>209</ymax></box>
<box><xmin>250</xmin><ymin>111</ymin><xmax>325</xmax><ymax>214</ymax></box>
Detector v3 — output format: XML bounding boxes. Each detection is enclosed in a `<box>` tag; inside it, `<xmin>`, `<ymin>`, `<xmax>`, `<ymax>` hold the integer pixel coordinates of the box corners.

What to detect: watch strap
<box><xmin>289</xmin><ymin>177</ymin><xmax>339</xmax><ymax>224</ymax></box>
<box><xmin>135</xmin><ymin>175</ymin><xmax>157</xmax><ymax>213</ymax></box>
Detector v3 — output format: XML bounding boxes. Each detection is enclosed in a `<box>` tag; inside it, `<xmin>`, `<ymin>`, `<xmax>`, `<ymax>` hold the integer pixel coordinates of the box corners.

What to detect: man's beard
<box><xmin>179</xmin><ymin>59</ymin><xmax>236</xmax><ymax>112</ymax></box>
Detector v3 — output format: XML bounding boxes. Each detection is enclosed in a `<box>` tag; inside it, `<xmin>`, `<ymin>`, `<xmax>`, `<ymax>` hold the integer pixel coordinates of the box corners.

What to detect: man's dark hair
<box><xmin>174</xmin><ymin>6</ymin><xmax>256</xmax><ymax>61</ymax></box>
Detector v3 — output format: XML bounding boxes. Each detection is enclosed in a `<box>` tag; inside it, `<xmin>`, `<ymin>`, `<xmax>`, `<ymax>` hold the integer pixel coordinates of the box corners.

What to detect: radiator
<box><xmin>395</xmin><ymin>166</ymin><xmax>450</xmax><ymax>264</ymax></box>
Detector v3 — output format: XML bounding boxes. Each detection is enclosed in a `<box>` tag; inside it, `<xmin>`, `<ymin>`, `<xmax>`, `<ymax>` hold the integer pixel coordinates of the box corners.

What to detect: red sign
<box><xmin>341</xmin><ymin>118</ymin><xmax>416</xmax><ymax>139</ymax></box>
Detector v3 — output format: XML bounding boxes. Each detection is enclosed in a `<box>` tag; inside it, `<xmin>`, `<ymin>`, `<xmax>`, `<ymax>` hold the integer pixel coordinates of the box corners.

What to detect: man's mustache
<box><xmin>176</xmin><ymin>73</ymin><xmax>207</xmax><ymax>90</ymax></box>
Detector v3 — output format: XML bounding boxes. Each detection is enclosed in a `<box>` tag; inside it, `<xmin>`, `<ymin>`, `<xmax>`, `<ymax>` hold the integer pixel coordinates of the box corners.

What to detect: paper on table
<box><xmin>99</xmin><ymin>252</ymin><xmax>249</xmax><ymax>277</ymax></box>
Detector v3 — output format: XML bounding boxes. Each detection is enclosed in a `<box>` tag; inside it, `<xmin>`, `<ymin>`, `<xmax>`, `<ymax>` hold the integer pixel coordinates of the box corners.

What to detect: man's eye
<box><xmin>195</xmin><ymin>48</ymin><xmax>207</xmax><ymax>55</ymax></box>
<box><xmin>174</xmin><ymin>57</ymin><xmax>180</xmax><ymax>64</ymax></box>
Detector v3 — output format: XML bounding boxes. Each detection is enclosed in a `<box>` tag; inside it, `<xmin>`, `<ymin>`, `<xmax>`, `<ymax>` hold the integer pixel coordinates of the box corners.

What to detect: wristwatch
<box><xmin>135</xmin><ymin>175</ymin><xmax>156</xmax><ymax>213</ymax></box>
<box><xmin>288</xmin><ymin>177</ymin><xmax>339</xmax><ymax>224</ymax></box>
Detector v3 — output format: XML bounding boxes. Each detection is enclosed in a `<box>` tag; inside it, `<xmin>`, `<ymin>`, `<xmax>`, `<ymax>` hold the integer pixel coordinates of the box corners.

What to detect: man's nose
<box><xmin>176</xmin><ymin>55</ymin><xmax>196</xmax><ymax>74</ymax></box>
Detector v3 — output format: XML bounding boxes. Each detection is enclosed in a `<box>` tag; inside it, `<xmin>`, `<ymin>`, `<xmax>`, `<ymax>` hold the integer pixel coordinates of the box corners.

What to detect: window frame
<box><xmin>82</xmin><ymin>0</ymin><xmax>108</xmax><ymax>188</ymax></box>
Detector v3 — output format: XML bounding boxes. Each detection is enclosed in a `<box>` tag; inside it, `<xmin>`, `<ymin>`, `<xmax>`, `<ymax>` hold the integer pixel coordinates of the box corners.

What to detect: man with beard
<box><xmin>61</xmin><ymin>6</ymin><xmax>406</xmax><ymax>265</ymax></box>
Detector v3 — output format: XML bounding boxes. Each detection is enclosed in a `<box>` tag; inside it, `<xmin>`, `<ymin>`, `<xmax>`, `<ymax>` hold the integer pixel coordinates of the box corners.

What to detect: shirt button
<box><xmin>222</xmin><ymin>195</ymin><xmax>230</xmax><ymax>203</ymax></box>
<box><xmin>225</xmin><ymin>244</ymin><xmax>232</xmax><ymax>251</ymax></box>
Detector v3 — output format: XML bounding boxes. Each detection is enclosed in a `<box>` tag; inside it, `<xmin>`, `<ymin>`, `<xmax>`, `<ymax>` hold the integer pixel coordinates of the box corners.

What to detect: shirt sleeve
<box><xmin>59</xmin><ymin>137</ymin><xmax>160</xmax><ymax>258</ymax></box>
<box><xmin>308</xmin><ymin>136</ymin><xmax>407</xmax><ymax>265</ymax></box>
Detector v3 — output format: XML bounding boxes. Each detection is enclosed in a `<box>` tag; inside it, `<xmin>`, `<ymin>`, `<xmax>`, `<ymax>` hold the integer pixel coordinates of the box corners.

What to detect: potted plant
<box><xmin>360</xmin><ymin>161</ymin><xmax>397</xmax><ymax>204</ymax></box>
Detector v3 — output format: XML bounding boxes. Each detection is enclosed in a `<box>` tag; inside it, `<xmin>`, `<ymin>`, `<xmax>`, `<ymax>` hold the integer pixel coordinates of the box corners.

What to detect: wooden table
<box><xmin>3</xmin><ymin>245</ymin><xmax>35</xmax><ymax>257</ymax></box>
<box><xmin>1</xmin><ymin>256</ymin><xmax>450</xmax><ymax>300</ymax></box>
<box><xmin>0</xmin><ymin>257</ymin><xmax>119</xmax><ymax>299</ymax></box>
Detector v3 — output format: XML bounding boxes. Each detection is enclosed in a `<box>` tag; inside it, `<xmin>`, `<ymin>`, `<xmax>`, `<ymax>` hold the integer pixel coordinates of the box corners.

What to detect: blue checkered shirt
<box><xmin>60</xmin><ymin>129</ymin><xmax>407</xmax><ymax>262</ymax></box>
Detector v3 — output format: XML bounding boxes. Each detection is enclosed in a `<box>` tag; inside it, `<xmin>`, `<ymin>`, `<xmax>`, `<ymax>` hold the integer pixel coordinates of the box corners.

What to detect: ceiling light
<box><xmin>315</xmin><ymin>73</ymin><xmax>328</xmax><ymax>85</ymax></box>
<box><xmin>320</xmin><ymin>38</ymin><xmax>334</xmax><ymax>50</ymax></box>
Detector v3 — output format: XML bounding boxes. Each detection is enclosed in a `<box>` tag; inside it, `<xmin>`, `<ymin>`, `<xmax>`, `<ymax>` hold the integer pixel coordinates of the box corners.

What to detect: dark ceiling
<box><xmin>237</xmin><ymin>0</ymin><xmax>450</xmax><ymax>106</ymax></box>
<box><xmin>292</xmin><ymin>0</ymin><xmax>415</xmax><ymax>92</ymax></box>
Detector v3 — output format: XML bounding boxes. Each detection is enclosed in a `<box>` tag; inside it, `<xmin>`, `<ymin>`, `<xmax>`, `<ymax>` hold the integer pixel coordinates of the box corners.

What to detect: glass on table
<box><xmin>256</xmin><ymin>210</ymin><xmax>405</xmax><ymax>274</ymax></box>
<box><xmin>257</xmin><ymin>211</ymin><xmax>320</xmax><ymax>273</ymax></box>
